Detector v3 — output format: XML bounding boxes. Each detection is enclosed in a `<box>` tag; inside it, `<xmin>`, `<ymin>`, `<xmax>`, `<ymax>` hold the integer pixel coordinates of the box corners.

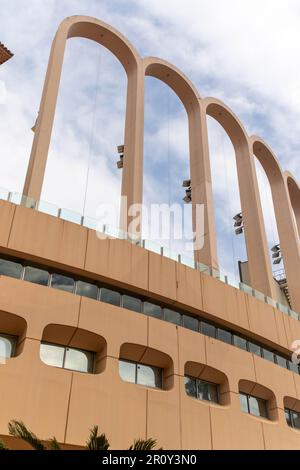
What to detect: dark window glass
<box><xmin>182</xmin><ymin>315</ymin><xmax>199</xmax><ymax>332</ymax></box>
<box><xmin>24</xmin><ymin>266</ymin><xmax>49</xmax><ymax>286</ymax></box>
<box><xmin>248</xmin><ymin>395</ymin><xmax>268</xmax><ymax>419</ymax></box>
<box><xmin>137</xmin><ymin>363</ymin><xmax>162</xmax><ymax>388</ymax></box>
<box><xmin>233</xmin><ymin>335</ymin><xmax>247</xmax><ymax>351</ymax></box>
<box><xmin>164</xmin><ymin>308</ymin><xmax>181</xmax><ymax>326</ymax></box>
<box><xmin>0</xmin><ymin>258</ymin><xmax>23</xmax><ymax>279</ymax></box>
<box><xmin>76</xmin><ymin>281</ymin><xmax>98</xmax><ymax>300</ymax></box>
<box><xmin>119</xmin><ymin>360</ymin><xmax>136</xmax><ymax>384</ymax></box>
<box><xmin>287</xmin><ymin>361</ymin><xmax>299</xmax><ymax>374</ymax></box>
<box><xmin>285</xmin><ymin>409</ymin><xmax>292</xmax><ymax>427</ymax></box>
<box><xmin>64</xmin><ymin>347</ymin><xmax>94</xmax><ymax>373</ymax></box>
<box><xmin>51</xmin><ymin>273</ymin><xmax>75</xmax><ymax>293</ymax></box>
<box><xmin>291</xmin><ymin>410</ymin><xmax>300</xmax><ymax>430</ymax></box>
<box><xmin>248</xmin><ymin>342</ymin><xmax>262</xmax><ymax>357</ymax></box>
<box><xmin>197</xmin><ymin>380</ymin><xmax>219</xmax><ymax>403</ymax></box>
<box><xmin>275</xmin><ymin>355</ymin><xmax>288</xmax><ymax>369</ymax></box>
<box><xmin>143</xmin><ymin>302</ymin><xmax>162</xmax><ymax>319</ymax></box>
<box><xmin>0</xmin><ymin>334</ymin><xmax>16</xmax><ymax>358</ymax></box>
<box><xmin>201</xmin><ymin>321</ymin><xmax>216</xmax><ymax>338</ymax></box>
<box><xmin>262</xmin><ymin>349</ymin><xmax>275</xmax><ymax>363</ymax></box>
<box><xmin>185</xmin><ymin>376</ymin><xmax>197</xmax><ymax>398</ymax></box>
<box><xmin>217</xmin><ymin>328</ymin><xmax>232</xmax><ymax>345</ymax></box>
<box><xmin>122</xmin><ymin>295</ymin><xmax>142</xmax><ymax>313</ymax></box>
<box><xmin>100</xmin><ymin>287</ymin><xmax>121</xmax><ymax>307</ymax></box>
<box><xmin>239</xmin><ymin>393</ymin><xmax>249</xmax><ymax>413</ymax></box>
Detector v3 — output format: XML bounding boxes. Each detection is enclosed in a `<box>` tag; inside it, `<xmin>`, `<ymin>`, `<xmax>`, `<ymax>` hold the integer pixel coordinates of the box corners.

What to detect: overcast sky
<box><xmin>1</xmin><ymin>0</ymin><xmax>299</xmax><ymax>280</ymax></box>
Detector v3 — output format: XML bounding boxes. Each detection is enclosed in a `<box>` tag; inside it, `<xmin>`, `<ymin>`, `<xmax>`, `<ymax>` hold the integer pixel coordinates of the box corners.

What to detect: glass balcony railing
<box><xmin>1</xmin><ymin>187</ymin><xmax>299</xmax><ymax>322</ymax></box>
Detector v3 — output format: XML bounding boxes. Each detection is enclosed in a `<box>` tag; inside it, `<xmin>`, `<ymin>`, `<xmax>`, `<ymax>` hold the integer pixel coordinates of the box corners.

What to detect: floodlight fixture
<box><xmin>233</xmin><ymin>212</ymin><xmax>243</xmax><ymax>221</ymax></box>
<box><xmin>183</xmin><ymin>195</ymin><xmax>192</xmax><ymax>204</ymax></box>
<box><xmin>234</xmin><ymin>219</ymin><xmax>243</xmax><ymax>228</ymax></box>
<box><xmin>271</xmin><ymin>244</ymin><xmax>280</xmax><ymax>253</ymax></box>
<box><xmin>117</xmin><ymin>154</ymin><xmax>124</xmax><ymax>169</ymax></box>
<box><xmin>272</xmin><ymin>252</ymin><xmax>280</xmax><ymax>259</ymax></box>
<box><xmin>117</xmin><ymin>145</ymin><xmax>125</xmax><ymax>154</ymax></box>
<box><xmin>273</xmin><ymin>257</ymin><xmax>282</xmax><ymax>265</ymax></box>
<box><xmin>235</xmin><ymin>226</ymin><xmax>243</xmax><ymax>235</ymax></box>
<box><xmin>182</xmin><ymin>179</ymin><xmax>191</xmax><ymax>188</ymax></box>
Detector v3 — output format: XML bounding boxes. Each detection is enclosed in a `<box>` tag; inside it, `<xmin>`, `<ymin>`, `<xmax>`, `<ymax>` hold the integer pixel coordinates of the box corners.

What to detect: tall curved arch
<box><xmin>250</xmin><ymin>136</ymin><xmax>300</xmax><ymax>311</ymax></box>
<box><xmin>284</xmin><ymin>171</ymin><xmax>300</xmax><ymax>239</ymax></box>
<box><xmin>144</xmin><ymin>57</ymin><xmax>218</xmax><ymax>268</ymax></box>
<box><xmin>23</xmin><ymin>15</ymin><xmax>144</xmax><ymax>232</ymax></box>
<box><xmin>202</xmin><ymin>98</ymin><xmax>276</xmax><ymax>298</ymax></box>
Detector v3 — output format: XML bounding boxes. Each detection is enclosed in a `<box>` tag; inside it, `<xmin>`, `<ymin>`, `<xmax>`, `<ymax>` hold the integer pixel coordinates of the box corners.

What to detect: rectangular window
<box><xmin>122</xmin><ymin>295</ymin><xmax>142</xmax><ymax>313</ymax></box>
<box><xmin>291</xmin><ymin>410</ymin><xmax>300</xmax><ymax>430</ymax></box>
<box><xmin>119</xmin><ymin>360</ymin><xmax>162</xmax><ymax>389</ymax></box>
<box><xmin>197</xmin><ymin>379</ymin><xmax>219</xmax><ymax>403</ymax></box>
<box><xmin>184</xmin><ymin>376</ymin><xmax>197</xmax><ymax>398</ymax></box>
<box><xmin>76</xmin><ymin>280</ymin><xmax>98</xmax><ymax>300</ymax></box>
<box><xmin>100</xmin><ymin>287</ymin><xmax>121</xmax><ymax>307</ymax></box>
<box><xmin>40</xmin><ymin>343</ymin><xmax>65</xmax><ymax>368</ymax></box>
<box><xmin>51</xmin><ymin>273</ymin><xmax>75</xmax><ymax>293</ymax></box>
<box><xmin>217</xmin><ymin>328</ymin><xmax>232</xmax><ymax>345</ymax></box>
<box><xmin>164</xmin><ymin>308</ymin><xmax>181</xmax><ymax>326</ymax></box>
<box><xmin>287</xmin><ymin>361</ymin><xmax>299</xmax><ymax>374</ymax></box>
<box><xmin>0</xmin><ymin>258</ymin><xmax>23</xmax><ymax>279</ymax></box>
<box><xmin>275</xmin><ymin>355</ymin><xmax>288</xmax><ymax>369</ymax></box>
<box><xmin>182</xmin><ymin>315</ymin><xmax>199</xmax><ymax>332</ymax></box>
<box><xmin>200</xmin><ymin>321</ymin><xmax>216</xmax><ymax>338</ymax></box>
<box><xmin>233</xmin><ymin>335</ymin><xmax>247</xmax><ymax>351</ymax></box>
<box><xmin>185</xmin><ymin>376</ymin><xmax>219</xmax><ymax>403</ymax></box>
<box><xmin>248</xmin><ymin>342</ymin><xmax>262</xmax><ymax>357</ymax></box>
<box><xmin>119</xmin><ymin>360</ymin><xmax>136</xmax><ymax>384</ymax></box>
<box><xmin>24</xmin><ymin>266</ymin><xmax>49</xmax><ymax>286</ymax></box>
<box><xmin>143</xmin><ymin>302</ymin><xmax>162</xmax><ymax>319</ymax></box>
<box><xmin>262</xmin><ymin>348</ymin><xmax>275</xmax><ymax>363</ymax></box>
<box><xmin>285</xmin><ymin>409</ymin><xmax>292</xmax><ymax>427</ymax></box>
<box><xmin>64</xmin><ymin>347</ymin><xmax>94</xmax><ymax>373</ymax></box>
<box><xmin>239</xmin><ymin>392</ymin><xmax>268</xmax><ymax>419</ymax></box>
<box><xmin>0</xmin><ymin>334</ymin><xmax>17</xmax><ymax>358</ymax></box>
<box><xmin>137</xmin><ymin>363</ymin><xmax>162</xmax><ymax>388</ymax></box>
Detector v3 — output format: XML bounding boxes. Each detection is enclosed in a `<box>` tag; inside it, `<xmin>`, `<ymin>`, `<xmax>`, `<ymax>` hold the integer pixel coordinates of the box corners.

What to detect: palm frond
<box><xmin>47</xmin><ymin>436</ymin><xmax>61</xmax><ymax>450</ymax></box>
<box><xmin>128</xmin><ymin>438</ymin><xmax>159</xmax><ymax>451</ymax></box>
<box><xmin>0</xmin><ymin>440</ymin><xmax>9</xmax><ymax>450</ymax></box>
<box><xmin>86</xmin><ymin>425</ymin><xmax>110</xmax><ymax>450</ymax></box>
<box><xmin>8</xmin><ymin>420</ymin><xmax>46</xmax><ymax>450</ymax></box>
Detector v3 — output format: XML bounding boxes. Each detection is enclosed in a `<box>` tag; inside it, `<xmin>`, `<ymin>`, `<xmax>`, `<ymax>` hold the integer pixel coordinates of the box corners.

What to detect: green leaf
<box><xmin>128</xmin><ymin>438</ymin><xmax>160</xmax><ymax>451</ymax></box>
<box><xmin>8</xmin><ymin>420</ymin><xmax>46</xmax><ymax>451</ymax></box>
<box><xmin>86</xmin><ymin>425</ymin><xmax>110</xmax><ymax>450</ymax></box>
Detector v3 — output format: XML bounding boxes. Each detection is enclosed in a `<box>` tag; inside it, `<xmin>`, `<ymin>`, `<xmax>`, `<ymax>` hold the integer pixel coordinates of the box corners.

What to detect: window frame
<box><xmin>185</xmin><ymin>375</ymin><xmax>220</xmax><ymax>404</ymax></box>
<box><xmin>119</xmin><ymin>359</ymin><xmax>163</xmax><ymax>389</ymax></box>
<box><xmin>40</xmin><ymin>341</ymin><xmax>95</xmax><ymax>374</ymax></box>
<box><xmin>239</xmin><ymin>392</ymin><xmax>269</xmax><ymax>420</ymax></box>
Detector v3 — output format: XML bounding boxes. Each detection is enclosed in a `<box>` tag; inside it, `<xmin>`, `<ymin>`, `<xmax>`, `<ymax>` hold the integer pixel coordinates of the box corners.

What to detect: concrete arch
<box><xmin>23</xmin><ymin>15</ymin><xmax>144</xmax><ymax>225</ymax></box>
<box><xmin>250</xmin><ymin>135</ymin><xmax>300</xmax><ymax>311</ymax></box>
<box><xmin>202</xmin><ymin>98</ymin><xmax>275</xmax><ymax>298</ymax></box>
<box><xmin>143</xmin><ymin>57</ymin><xmax>218</xmax><ymax>268</ymax></box>
<box><xmin>284</xmin><ymin>171</ymin><xmax>300</xmax><ymax>239</ymax></box>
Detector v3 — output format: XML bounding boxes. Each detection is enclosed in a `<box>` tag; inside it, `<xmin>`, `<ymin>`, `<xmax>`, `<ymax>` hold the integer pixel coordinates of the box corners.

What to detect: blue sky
<box><xmin>1</xmin><ymin>0</ymin><xmax>299</xmax><ymax>280</ymax></box>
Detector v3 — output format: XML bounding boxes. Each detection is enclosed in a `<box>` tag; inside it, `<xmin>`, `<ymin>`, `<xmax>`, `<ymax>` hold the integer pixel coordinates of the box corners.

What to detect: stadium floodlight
<box><xmin>117</xmin><ymin>154</ymin><xmax>124</xmax><ymax>169</ymax></box>
<box><xmin>235</xmin><ymin>227</ymin><xmax>243</xmax><ymax>235</ymax></box>
<box><xmin>117</xmin><ymin>145</ymin><xmax>125</xmax><ymax>154</ymax></box>
<box><xmin>182</xmin><ymin>179</ymin><xmax>191</xmax><ymax>188</ymax></box>
<box><xmin>273</xmin><ymin>257</ymin><xmax>282</xmax><ymax>265</ymax></box>
<box><xmin>271</xmin><ymin>244</ymin><xmax>280</xmax><ymax>253</ymax></box>
<box><xmin>233</xmin><ymin>212</ymin><xmax>242</xmax><ymax>221</ymax></box>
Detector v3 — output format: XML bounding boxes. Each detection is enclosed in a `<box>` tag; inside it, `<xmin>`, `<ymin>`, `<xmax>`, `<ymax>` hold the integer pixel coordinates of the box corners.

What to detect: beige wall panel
<box><xmin>201</xmin><ymin>274</ymin><xmax>249</xmax><ymax>331</ymax></box>
<box><xmin>0</xmin><ymin>201</ymin><xmax>15</xmax><ymax>248</ymax></box>
<box><xmin>177</xmin><ymin>327</ymin><xmax>206</xmax><ymax>376</ymax></box>
<box><xmin>175</xmin><ymin>263</ymin><xmax>203</xmax><ymax>311</ymax></box>
<box><xmin>262</xmin><ymin>409</ymin><xmax>300</xmax><ymax>449</ymax></box>
<box><xmin>0</xmin><ymin>277</ymin><xmax>80</xmax><ymax>339</ymax></box>
<box><xmin>205</xmin><ymin>337</ymin><xmax>256</xmax><ymax>393</ymax></box>
<box><xmin>65</xmin><ymin>357</ymin><xmax>147</xmax><ymax>449</ymax></box>
<box><xmin>8</xmin><ymin>206</ymin><xmax>87</xmax><ymax>269</ymax></box>
<box><xmin>148</xmin><ymin>316</ymin><xmax>179</xmax><ymax>375</ymax></box>
<box><xmin>146</xmin><ymin>376</ymin><xmax>181</xmax><ymax>450</ymax></box>
<box><xmin>85</xmin><ymin>231</ymin><xmax>110</xmax><ymax>278</ymax></box>
<box><xmin>246</xmin><ymin>296</ymin><xmax>279</xmax><ymax>346</ymax></box>
<box><xmin>78</xmin><ymin>296</ymin><xmax>147</xmax><ymax>358</ymax></box>
<box><xmin>273</xmin><ymin>310</ymin><xmax>289</xmax><ymax>350</ymax></box>
<box><xmin>210</xmin><ymin>393</ymin><xmax>265</xmax><ymax>449</ymax></box>
<box><xmin>180</xmin><ymin>389</ymin><xmax>212</xmax><ymax>449</ymax></box>
<box><xmin>0</xmin><ymin>340</ymin><xmax>72</xmax><ymax>442</ymax></box>
<box><xmin>148</xmin><ymin>252</ymin><xmax>177</xmax><ymax>301</ymax></box>
<box><xmin>282</xmin><ymin>315</ymin><xmax>300</xmax><ymax>349</ymax></box>
<box><xmin>253</xmin><ymin>355</ymin><xmax>296</xmax><ymax>408</ymax></box>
